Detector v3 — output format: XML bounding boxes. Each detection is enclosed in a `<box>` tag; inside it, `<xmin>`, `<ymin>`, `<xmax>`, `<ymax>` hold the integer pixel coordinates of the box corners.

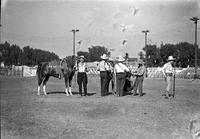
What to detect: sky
<box><xmin>1</xmin><ymin>0</ymin><xmax>200</xmax><ymax>58</ymax></box>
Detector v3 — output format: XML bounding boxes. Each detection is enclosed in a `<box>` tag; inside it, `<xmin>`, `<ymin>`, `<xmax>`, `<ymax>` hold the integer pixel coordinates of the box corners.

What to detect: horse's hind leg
<box><xmin>64</xmin><ymin>77</ymin><xmax>70</xmax><ymax>96</ymax></box>
<box><xmin>42</xmin><ymin>76</ymin><xmax>50</xmax><ymax>95</ymax></box>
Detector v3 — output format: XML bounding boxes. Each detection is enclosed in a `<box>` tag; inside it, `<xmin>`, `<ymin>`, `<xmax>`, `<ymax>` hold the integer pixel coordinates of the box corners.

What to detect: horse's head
<box><xmin>61</xmin><ymin>56</ymin><xmax>76</xmax><ymax>76</ymax></box>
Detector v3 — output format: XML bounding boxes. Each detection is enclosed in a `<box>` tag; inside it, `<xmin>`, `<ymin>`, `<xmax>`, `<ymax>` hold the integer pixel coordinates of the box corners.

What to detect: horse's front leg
<box><xmin>42</xmin><ymin>76</ymin><xmax>50</xmax><ymax>95</ymax></box>
<box><xmin>64</xmin><ymin>77</ymin><xmax>70</xmax><ymax>96</ymax></box>
<box><xmin>68</xmin><ymin>78</ymin><xmax>73</xmax><ymax>96</ymax></box>
<box><xmin>37</xmin><ymin>77</ymin><xmax>43</xmax><ymax>95</ymax></box>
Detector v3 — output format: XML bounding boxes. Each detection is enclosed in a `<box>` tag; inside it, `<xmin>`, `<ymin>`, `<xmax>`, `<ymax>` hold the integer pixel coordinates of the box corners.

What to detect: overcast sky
<box><xmin>1</xmin><ymin>0</ymin><xmax>200</xmax><ymax>58</ymax></box>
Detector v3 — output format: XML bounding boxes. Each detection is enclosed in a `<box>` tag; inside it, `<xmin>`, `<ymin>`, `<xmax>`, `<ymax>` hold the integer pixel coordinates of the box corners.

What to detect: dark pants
<box><xmin>116</xmin><ymin>73</ymin><xmax>126</xmax><ymax>96</ymax></box>
<box><xmin>110</xmin><ymin>72</ymin><xmax>116</xmax><ymax>94</ymax></box>
<box><xmin>77</xmin><ymin>72</ymin><xmax>87</xmax><ymax>95</ymax></box>
<box><xmin>133</xmin><ymin>76</ymin><xmax>144</xmax><ymax>95</ymax></box>
<box><xmin>100</xmin><ymin>71</ymin><xmax>109</xmax><ymax>96</ymax></box>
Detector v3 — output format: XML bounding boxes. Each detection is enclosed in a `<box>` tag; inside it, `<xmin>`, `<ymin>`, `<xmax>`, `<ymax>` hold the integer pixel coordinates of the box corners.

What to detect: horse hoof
<box><xmin>69</xmin><ymin>93</ymin><xmax>73</xmax><ymax>96</ymax></box>
<box><xmin>66</xmin><ymin>93</ymin><xmax>70</xmax><ymax>96</ymax></box>
<box><xmin>44</xmin><ymin>92</ymin><xmax>47</xmax><ymax>95</ymax></box>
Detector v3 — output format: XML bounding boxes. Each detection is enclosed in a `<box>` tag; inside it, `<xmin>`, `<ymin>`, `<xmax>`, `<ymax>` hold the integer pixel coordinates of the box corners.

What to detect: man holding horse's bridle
<box><xmin>76</xmin><ymin>56</ymin><xmax>88</xmax><ymax>96</ymax></box>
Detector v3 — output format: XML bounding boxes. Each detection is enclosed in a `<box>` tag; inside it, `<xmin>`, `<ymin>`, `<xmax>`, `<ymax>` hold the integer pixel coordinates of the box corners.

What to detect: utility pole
<box><xmin>0</xmin><ymin>0</ymin><xmax>2</xmax><ymax>44</ymax></box>
<box><xmin>190</xmin><ymin>17</ymin><xmax>199</xmax><ymax>79</ymax></box>
<box><xmin>71</xmin><ymin>29</ymin><xmax>79</xmax><ymax>56</ymax></box>
<box><xmin>142</xmin><ymin>30</ymin><xmax>149</xmax><ymax>77</ymax></box>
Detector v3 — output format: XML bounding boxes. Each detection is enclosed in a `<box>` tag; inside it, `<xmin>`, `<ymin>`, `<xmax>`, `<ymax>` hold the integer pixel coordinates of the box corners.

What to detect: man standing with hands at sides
<box><xmin>77</xmin><ymin>56</ymin><xmax>88</xmax><ymax>96</ymax></box>
<box><xmin>97</xmin><ymin>54</ymin><xmax>111</xmax><ymax>96</ymax></box>
<box><xmin>161</xmin><ymin>56</ymin><xmax>175</xmax><ymax>99</ymax></box>
<box><xmin>114</xmin><ymin>56</ymin><xmax>130</xmax><ymax>97</ymax></box>
<box><xmin>132</xmin><ymin>59</ymin><xmax>146</xmax><ymax>97</ymax></box>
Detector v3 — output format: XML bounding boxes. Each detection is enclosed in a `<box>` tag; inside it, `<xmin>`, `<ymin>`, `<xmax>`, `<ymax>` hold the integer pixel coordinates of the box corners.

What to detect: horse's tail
<box><xmin>37</xmin><ymin>62</ymin><xmax>49</xmax><ymax>77</ymax></box>
<box><xmin>37</xmin><ymin>63</ymin><xmax>42</xmax><ymax>76</ymax></box>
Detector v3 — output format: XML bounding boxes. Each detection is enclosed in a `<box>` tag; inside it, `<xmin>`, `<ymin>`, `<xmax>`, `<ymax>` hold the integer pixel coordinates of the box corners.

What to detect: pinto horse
<box><xmin>37</xmin><ymin>56</ymin><xmax>76</xmax><ymax>96</ymax></box>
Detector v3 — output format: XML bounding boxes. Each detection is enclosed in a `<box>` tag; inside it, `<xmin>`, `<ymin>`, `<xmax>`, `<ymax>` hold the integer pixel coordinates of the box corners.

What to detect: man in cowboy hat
<box><xmin>107</xmin><ymin>57</ymin><xmax>116</xmax><ymax>95</ymax></box>
<box><xmin>97</xmin><ymin>54</ymin><xmax>111</xmax><ymax>96</ymax></box>
<box><xmin>132</xmin><ymin>59</ymin><xmax>146</xmax><ymax>96</ymax></box>
<box><xmin>114</xmin><ymin>56</ymin><xmax>130</xmax><ymax>96</ymax></box>
<box><xmin>76</xmin><ymin>55</ymin><xmax>88</xmax><ymax>96</ymax></box>
<box><xmin>162</xmin><ymin>56</ymin><xmax>175</xmax><ymax>99</ymax></box>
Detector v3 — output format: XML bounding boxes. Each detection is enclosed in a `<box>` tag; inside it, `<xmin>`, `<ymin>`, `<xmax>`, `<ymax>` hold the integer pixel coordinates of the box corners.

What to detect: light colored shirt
<box><xmin>97</xmin><ymin>60</ymin><xmax>110</xmax><ymax>71</ymax></box>
<box><xmin>77</xmin><ymin>62</ymin><xmax>87</xmax><ymax>72</ymax></box>
<box><xmin>135</xmin><ymin>65</ymin><xmax>146</xmax><ymax>76</ymax></box>
<box><xmin>114</xmin><ymin>63</ymin><xmax>130</xmax><ymax>73</ymax></box>
<box><xmin>162</xmin><ymin>62</ymin><xmax>173</xmax><ymax>74</ymax></box>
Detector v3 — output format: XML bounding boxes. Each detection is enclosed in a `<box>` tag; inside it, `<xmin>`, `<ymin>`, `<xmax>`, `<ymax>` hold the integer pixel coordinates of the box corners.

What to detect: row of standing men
<box><xmin>76</xmin><ymin>54</ymin><xmax>146</xmax><ymax>97</ymax></box>
<box><xmin>76</xmin><ymin>54</ymin><xmax>176</xmax><ymax>99</ymax></box>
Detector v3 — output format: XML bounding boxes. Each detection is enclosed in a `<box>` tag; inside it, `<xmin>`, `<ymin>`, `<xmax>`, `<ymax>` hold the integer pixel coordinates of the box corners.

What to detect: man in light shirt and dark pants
<box><xmin>77</xmin><ymin>56</ymin><xmax>88</xmax><ymax>96</ymax></box>
<box><xmin>97</xmin><ymin>54</ymin><xmax>111</xmax><ymax>96</ymax></box>
<box><xmin>114</xmin><ymin>56</ymin><xmax>130</xmax><ymax>96</ymax></box>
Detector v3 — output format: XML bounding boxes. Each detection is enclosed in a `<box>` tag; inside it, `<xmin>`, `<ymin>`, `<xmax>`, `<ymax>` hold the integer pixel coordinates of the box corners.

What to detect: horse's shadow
<box><xmin>47</xmin><ymin>91</ymin><xmax>96</xmax><ymax>96</ymax></box>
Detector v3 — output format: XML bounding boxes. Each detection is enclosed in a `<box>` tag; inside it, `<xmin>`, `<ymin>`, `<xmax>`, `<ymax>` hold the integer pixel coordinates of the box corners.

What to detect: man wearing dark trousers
<box><xmin>97</xmin><ymin>54</ymin><xmax>111</xmax><ymax>96</ymax></box>
<box><xmin>77</xmin><ymin>56</ymin><xmax>88</xmax><ymax>96</ymax></box>
<box><xmin>132</xmin><ymin>59</ymin><xmax>146</xmax><ymax>96</ymax></box>
<box><xmin>114</xmin><ymin>56</ymin><xmax>130</xmax><ymax>97</ymax></box>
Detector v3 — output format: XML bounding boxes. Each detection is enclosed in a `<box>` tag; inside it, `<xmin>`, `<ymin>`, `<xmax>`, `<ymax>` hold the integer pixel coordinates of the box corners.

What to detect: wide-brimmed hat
<box><xmin>101</xmin><ymin>54</ymin><xmax>108</xmax><ymax>60</ymax></box>
<box><xmin>138</xmin><ymin>59</ymin><xmax>144</xmax><ymax>64</ymax></box>
<box><xmin>116</xmin><ymin>56</ymin><xmax>125</xmax><ymax>62</ymax></box>
<box><xmin>167</xmin><ymin>56</ymin><xmax>175</xmax><ymax>61</ymax></box>
<box><xmin>79</xmin><ymin>55</ymin><xmax>85</xmax><ymax>59</ymax></box>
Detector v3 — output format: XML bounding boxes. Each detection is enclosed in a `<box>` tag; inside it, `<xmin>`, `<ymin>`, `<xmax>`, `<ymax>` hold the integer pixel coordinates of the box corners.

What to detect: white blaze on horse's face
<box><xmin>37</xmin><ymin>86</ymin><xmax>40</xmax><ymax>95</ymax></box>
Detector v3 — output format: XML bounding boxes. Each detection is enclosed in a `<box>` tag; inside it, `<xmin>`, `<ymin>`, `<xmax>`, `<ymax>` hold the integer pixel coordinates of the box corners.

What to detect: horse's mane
<box><xmin>61</xmin><ymin>56</ymin><xmax>76</xmax><ymax>68</ymax></box>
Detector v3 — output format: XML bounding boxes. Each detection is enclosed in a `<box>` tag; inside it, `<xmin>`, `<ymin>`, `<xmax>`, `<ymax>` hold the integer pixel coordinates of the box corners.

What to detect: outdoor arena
<box><xmin>1</xmin><ymin>66</ymin><xmax>200</xmax><ymax>139</ymax></box>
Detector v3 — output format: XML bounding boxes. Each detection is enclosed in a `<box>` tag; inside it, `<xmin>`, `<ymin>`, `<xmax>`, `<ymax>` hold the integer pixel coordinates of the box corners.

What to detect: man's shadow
<box><xmin>47</xmin><ymin>91</ymin><xmax>96</xmax><ymax>96</ymax></box>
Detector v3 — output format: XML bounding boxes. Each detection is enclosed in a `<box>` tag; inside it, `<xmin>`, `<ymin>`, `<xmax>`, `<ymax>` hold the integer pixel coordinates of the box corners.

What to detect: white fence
<box><xmin>0</xmin><ymin>65</ymin><xmax>199</xmax><ymax>79</ymax></box>
<box><xmin>0</xmin><ymin>66</ymin><xmax>37</xmax><ymax>77</ymax></box>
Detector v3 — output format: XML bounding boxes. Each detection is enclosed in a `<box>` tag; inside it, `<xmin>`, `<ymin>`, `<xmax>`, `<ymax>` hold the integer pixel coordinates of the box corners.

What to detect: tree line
<box><xmin>0</xmin><ymin>41</ymin><xmax>60</xmax><ymax>66</ymax></box>
<box><xmin>138</xmin><ymin>42</ymin><xmax>200</xmax><ymax>68</ymax></box>
<box><xmin>77</xmin><ymin>45</ymin><xmax>109</xmax><ymax>62</ymax></box>
<box><xmin>1</xmin><ymin>41</ymin><xmax>199</xmax><ymax>68</ymax></box>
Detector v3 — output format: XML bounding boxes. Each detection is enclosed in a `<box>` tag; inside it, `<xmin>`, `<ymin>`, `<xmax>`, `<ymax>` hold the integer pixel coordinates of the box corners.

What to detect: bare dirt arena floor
<box><xmin>1</xmin><ymin>76</ymin><xmax>200</xmax><ymax>139</ymax></box>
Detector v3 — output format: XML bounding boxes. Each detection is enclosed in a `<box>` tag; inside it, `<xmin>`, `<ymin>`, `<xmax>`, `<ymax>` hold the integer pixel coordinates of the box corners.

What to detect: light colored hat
<box><xmin>79</xmin><ymin>55</ymin><xmax>85</xmax><ymax>59</ymax></box>
<box><xmin>138</xmin><ymin>59</ymin><xmax>144</xmax><ymax>64</ymax></box>
<box><xmin>116</xmin><ymin>56</ymin><xmax>125</xmax><ymax>62</ymax></box>
<box><xmin>101</xmin><ymin>54</ymin><xmax>108</xmax><ymax>60</ymax></box>
<box><xmin>167</xmin><ymin>56</ymin><xmax>175</xmax><ymax>61</ymax></box>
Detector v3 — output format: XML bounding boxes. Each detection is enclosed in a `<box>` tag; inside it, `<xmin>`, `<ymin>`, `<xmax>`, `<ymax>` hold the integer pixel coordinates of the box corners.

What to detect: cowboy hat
<box><xmin>101</xmin><ymin>54</ymin><xmax>108</xmax><ymax>60</ymax></box>
<box><xmin>137</xmin><ymin>59</ymin><xmax>144</xmax><ymax>64</ymax></box>
<box><xmin>116</xmin><ymin>56</ymin><xmax>125</xmax><ymax>62</ymax></box>
<box><xmin>79</xmin><ymin>55</ymin><xmax>85</xmax><ymax>59</ymax></box>
<box><xmin>167</xmin><ymin>56</ymin><xmax>175</xmax><ymax>61</ymax></box>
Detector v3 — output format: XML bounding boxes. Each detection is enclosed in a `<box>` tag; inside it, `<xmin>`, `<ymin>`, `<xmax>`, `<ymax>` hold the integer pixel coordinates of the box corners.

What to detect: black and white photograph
<box><xmin>0</xmin><ymin>0</ymin><xmax>200</xmax><ymax>138</ymax></box>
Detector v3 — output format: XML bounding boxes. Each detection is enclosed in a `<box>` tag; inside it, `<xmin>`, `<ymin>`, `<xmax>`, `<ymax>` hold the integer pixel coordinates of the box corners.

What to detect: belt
<box><xmin>116</xmin><ymin>72</ymin><xmax>125</xmax><ymax>74</ymax></box>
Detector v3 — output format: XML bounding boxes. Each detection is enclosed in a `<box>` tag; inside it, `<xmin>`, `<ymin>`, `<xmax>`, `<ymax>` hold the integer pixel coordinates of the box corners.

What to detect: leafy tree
<box><xmin>138</xmin><ymin>51</ymin><xmax>145</xmax><ymax>62</ymax></box>
<box><xmin>142</xmin><ymin>42</ymin><xmax>200</xmax><ymax>67</ymax></box>
<box><xmin>144</xmin><ymin>44</ymin><xmax>161</xmax><ymax>67</ymax></box>
<box><xmin>77</xmin><ymin>51</ymin><xmax>90</xmax><ymax>61</ymax></box>
<box><xmin>0</xmin><ymin>42</ymin><xmax>60</xmax><ymax>66</ymax></box>
<box><xmin>9</xmin><ymin>44</ymin><xmax>21</xmax><ymax>65</ymax></box>
<box><xmin>88</xmin><ymin>45</ymin><xmax>109</xmax><ymax>62</ymax></box>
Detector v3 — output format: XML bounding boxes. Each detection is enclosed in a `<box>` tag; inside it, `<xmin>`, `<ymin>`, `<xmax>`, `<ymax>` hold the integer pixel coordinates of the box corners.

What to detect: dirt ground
<box><xmin>1</xmin><ymin>76</ymin><xmax>200</xmax><ymax>139</ymax></box>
